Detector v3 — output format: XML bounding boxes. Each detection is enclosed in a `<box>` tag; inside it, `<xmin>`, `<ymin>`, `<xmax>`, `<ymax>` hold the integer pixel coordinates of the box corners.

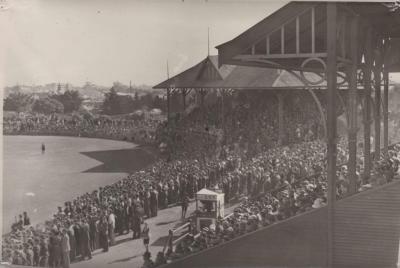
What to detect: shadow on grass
<box><xmin>113</xmin><ymin>236</ymin><xmax>134</xmax><ymax>247</ymax></box>
<box><xmin>108</xmin><ymin>253</ymin><xmax>143</xmax><ymax>264</ymax></box>
<box><xmin>156</xmin><ymin>220</ymin><xmax>177</xmax><ymax>226</ymax></box>
<box><xmin>80</xmin><ymin>147</ymin><xmax>156</xmax><ymax>173</ymax></box>
<box><xmin>151</xmin><ymin>235</ymin><xmax>181</xmax><ymax>247</ymax></box>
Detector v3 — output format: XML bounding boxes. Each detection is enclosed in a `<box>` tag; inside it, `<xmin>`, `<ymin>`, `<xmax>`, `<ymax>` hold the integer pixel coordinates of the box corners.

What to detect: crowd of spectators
<box><xmin>3</xmin><ymin>90</ymin><xmax>400</xmax><ymax>267</ymax></box>
<box><xmin>165</xmin><ymin>144</ymin><xmax>400</xmax><ymax>264</ymax></box>
<box><xmin>157</xmin><ymin>91</ymin><xmax>323</xmax><ymax>161</ymax></box>
<box><xmin>3</xmin><ymin>112</ymin><xmax>162</xmax><ymax>145</ymax></box>
<box><xmin>4</xmin><ymin>132</ymin><xmax>399</xmax><ymax>267</ymax></box>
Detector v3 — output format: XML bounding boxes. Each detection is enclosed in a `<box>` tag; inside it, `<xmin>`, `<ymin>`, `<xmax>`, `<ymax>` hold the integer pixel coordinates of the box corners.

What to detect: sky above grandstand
<box><xmin>1</xmin><ymin>0</ymin><xmax>400</xmax><ymax>87</ymax></box>
<box><xmin>0</xmin><ymin>0</ymin><xmax>285</xmax><ymax>87</ymax></box>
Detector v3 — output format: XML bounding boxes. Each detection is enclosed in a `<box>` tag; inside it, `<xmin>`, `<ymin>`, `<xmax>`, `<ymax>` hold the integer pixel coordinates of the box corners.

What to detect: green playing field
<box><xmin>2</xmin><ymin>135</ymin><xmax>156</xmax><ymax>234</ymax></box>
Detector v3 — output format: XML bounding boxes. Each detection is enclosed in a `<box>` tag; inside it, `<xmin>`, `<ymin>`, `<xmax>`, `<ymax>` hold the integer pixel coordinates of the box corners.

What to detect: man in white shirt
<box><xmin>108</xmin><ymin>210</ymin><xmax>116</xmax><ymax>246</ymax></box>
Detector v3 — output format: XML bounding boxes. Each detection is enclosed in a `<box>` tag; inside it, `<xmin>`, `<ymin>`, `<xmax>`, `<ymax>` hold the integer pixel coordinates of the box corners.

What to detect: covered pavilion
<box><xmin>155</xmin><ymin>1</ymin><xmax>400</xmax><ymax>267</ymax></box>
<box><xmin>215</xmin><ymin>1</ymin><xmax>400</xmax><ymax>267</ymax></box>
<box><xmin>154</xmin><ymin>54</ymin><xmax>356</xmax><ymax>144</ymax></box>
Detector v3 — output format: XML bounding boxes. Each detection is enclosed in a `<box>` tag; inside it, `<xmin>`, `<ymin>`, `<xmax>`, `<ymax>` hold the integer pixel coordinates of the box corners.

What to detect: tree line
<box><xmin>101</xmin><ymin>87</ymin><xmax>165</xmax><ymax>115</ymax></box>
<box><xmin>3</xmin><ymin>90</ymin><xmax>83</xmax><ymax>114</ymax></box>
<box><xmin>3</xmin><ymin>87</ymin><xmax>166</xmax><ymax>115</ymax></box>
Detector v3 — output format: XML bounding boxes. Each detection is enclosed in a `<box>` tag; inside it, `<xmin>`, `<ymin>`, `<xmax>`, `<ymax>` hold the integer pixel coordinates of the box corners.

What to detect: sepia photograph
<box><xmin>1</xmin><ymin>0</ymin><xmax>400</xmax><ymax>267</ymax></box>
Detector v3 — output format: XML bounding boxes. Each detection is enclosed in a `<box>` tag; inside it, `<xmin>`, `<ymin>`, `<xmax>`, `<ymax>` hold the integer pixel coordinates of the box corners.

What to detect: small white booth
<box><xmin>195</xmin><ymin>188</ymin><xmax>225</xmax><ymax>232</ymax></box>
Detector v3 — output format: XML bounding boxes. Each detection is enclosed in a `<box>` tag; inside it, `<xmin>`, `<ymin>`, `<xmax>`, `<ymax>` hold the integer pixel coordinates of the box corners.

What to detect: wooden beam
<box><xmin>326</xmin><ymin>3</ymin><xmax>337</xmax><ymax>267</ymax></box>
<box><xmin>311</xmin><ymin>6</ymin><xmax>315</xmax><ymax>53</ymax></box>
<box><xmin>296</xmin><ymin>16</ymin><xmax>300</xmax><ymax>54</ymax></box>
<box><xmin>347</xmin><ymin>16</ymin><xmax>359</xmax><ymax>195</ymax></box>
<box><xmin>383</xmin><ymin>69</ymin><xmax>389</xmax><ymax>156</ymax></box>
<box><xmin>167</xmin><ymin>88</ymin><xmax>171</xmax><ymax>123</ymax></box>
<box><xmin>281</xmin><ymin>26</ymin><xmax>285</xmax><ymax>54</ymax></box>
<box><xmin>363</xmin><ymin>28</ymin><xmax>373</xmax><ymax>182</ymax></box>
<box><xmin>235</xmin><ymin>52</ymin><xmax>327</xmax><ymax>60</ymax></box>
<box><xmin>341</xmin><ymin>15</ymin><xmax>347</xmax><ymax>59</ymax></box>
<box><xmin>182</xmin><ymin>88</ymin><xmax>187</xmax><ymax>112</ymax></box>
<box><xmin>278</xmin><ymin>93</ymin><xmax>285</xmax><ymax>145</ymax></box>
<box><xmin>374</xmin><ymin>39</ymin><xmax>383</xmax><ymax>159</ymax></box>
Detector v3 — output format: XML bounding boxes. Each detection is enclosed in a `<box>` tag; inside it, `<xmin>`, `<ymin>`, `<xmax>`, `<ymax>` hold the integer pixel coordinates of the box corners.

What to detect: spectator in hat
<box><xmin>61</xmin><ymin>229</ymin><xmax>70</xmax><ymax>268</ymax></box>
<box><xmin>33</xmin><ymin>238</ymin><xmax>40</xmax><ymax>266</ymax></box>
<box><xmin>88</xmin><ymin>215</ymin><xmax>98</xmax><ymax>251</ymax></box>
<box><xmin>132</xmin><ymin>211</ymin><xmax>142</xmax><ymax>240</ymax></box>
<box><xmin>49</xmin><ymin>230</ymin><xmax>62</xmax><ymax>268</ymax></box>
<box><xmin>98</xmin><ymin>216</ymin><xmax>109</xmax><ymax>252</ymax></box>
<box><xmin>23</xmin><ymin>211</ymin><xmax>30</xmax><ymax>226</ymax></box>
<box><xmin>80</xmin><ymin>219</ymin><xmax>92</xmax><ymax>260</ymax></box>
<box><xmin>24</xmin><ymin>243</ymin><xmax>34</xmax><ymax>266</ymax></box>
<box><xmin>181</xmin><ymin>195</ymin><xmax>189</xmax><ymax>220</ymax></box>
<box><xmin>39</xmin><ymin>238</ymin><xmax>49</xmax><ymax>267</ymax></box>
<box><xmin>150</xmin><ymin>188</ymin><xmax>158</xmax><ymax>217</ymax></box>
<box><xmin>141</xmin><ymin>251</ymin><xmax>154</xmax><ymax>268</ymax></box>
<box><xmin>142</xmin><ymin>222</ymin><xmax>150</xmax><ymax>252</ymax></box>
<box><xmin>108</xmin><ymin>209</ymin><xmax>116</xmax><ymax>246</ymax></box>
<box><xmin>67</xmin><ymin>222</ymin><xmax>76</xmax><ymax>262</ymax></box>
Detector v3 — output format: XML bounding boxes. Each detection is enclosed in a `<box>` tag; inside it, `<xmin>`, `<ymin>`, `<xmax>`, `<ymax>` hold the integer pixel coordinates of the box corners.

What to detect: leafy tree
<box><xmin>152</xmin><ymin>95</ymin><xmax>165</xmax><ymax>111</ymax></box>
<box><xmin>140</xmin><ymin>93</ymin><xmax>154</xmax><ymax>109</ymax></box>
<box><xmin>3</xmin><ymin>92</ymin><xmax>31</xmax><ymax>112</ymax></box>
<box><xmin>102</xmin><ymin>87</ymin><xmax>135</xmax><ymax>115</ymax></box>
<box><xmin>32</xmin><ymin>97</ymin><xmax>64</xmax><ymax>114</ymax></box>
<box><xmin>52</xmin><ymin>90</ymin><xmax>83</xmax><ymax>113</ymax></box>
<box><xmin>102</xmin><ymin>87</ymin><xmax>119</xmax><ymax>115</ymax></box>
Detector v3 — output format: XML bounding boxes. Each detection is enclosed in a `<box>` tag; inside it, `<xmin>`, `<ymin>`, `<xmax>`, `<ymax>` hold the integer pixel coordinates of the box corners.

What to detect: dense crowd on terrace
<box><xmin>3</xmin><ymin>132</ymin><xmax>399</xmax><ymax>267</ymax></box>
<box><xmin>3</xmin><ymin>89</ymin><xmax>400</xmax><ymax>268</ymax></box>
<box><xmin>164</xmin><ymin>144</ymin><xmax>400</xmax><ymax>265</ymax></box>
<box><xmin>3</xmin><ymin>112</ymin><xmax>163</xmax><ymax>144</ymax></box>
<box><xmin>157</xmin><ymin>91</ymin><xmax>324</xmax><ymax>160</ymax></box>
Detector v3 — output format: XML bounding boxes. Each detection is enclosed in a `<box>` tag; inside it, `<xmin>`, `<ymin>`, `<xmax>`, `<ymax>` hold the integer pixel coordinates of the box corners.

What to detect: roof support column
<box><xmin>374</xmin><ymin>40</ymin><xmax>382</xmax><ymax>159</ymax></box>
<box><xmin>220</xmin><ymin>89</ymin><xmax>226</xmax><ymax>137</ymax></box>
<box><xmin>277</xmin><ymin>92</ymin><xmax>285</xmax><ymax>146</ymax></box>
<box><xmin>199</xmin><ymin>88</ymin><xmax>206</xmax><ymax>120</ymax></box>
<box><xmin>347</xmin><ymin>16</ymin><xmax>359</xmax><ymax>195</ymax></box>
<box><xmin>326</xmin><ymin>3</ymin><xmax>337</xmax><ymax>267</ymax></box>
<box><xmin>167</xmin><ymin>88</ymin><xmax>171</xmax><ymax>124</ymax></box>
<box><xmin>383</xmin><ymin>70</ymin><xmax>389</xmax><ymax>156</ymax></box>
<box><xmin>182</xmin><ymin>88</ymin><xmax>188</xmax><ymax>112</ymax></box>
<box><xmin>363</xmin><ymin>29</ymin><xmax>373</xmax><ymax>183</ymax></box>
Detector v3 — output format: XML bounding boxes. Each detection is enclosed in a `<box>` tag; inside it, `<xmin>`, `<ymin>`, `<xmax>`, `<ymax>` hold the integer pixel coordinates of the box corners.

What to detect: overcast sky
<box><xmin>1</xmin><ymin>0</ymin><xmax>287</xmax><ymax>87</ymax></box>
<box><xmin>1</xmin><ymin>0</ymin><xmax>399</xmax><ymax>87</ymax></box>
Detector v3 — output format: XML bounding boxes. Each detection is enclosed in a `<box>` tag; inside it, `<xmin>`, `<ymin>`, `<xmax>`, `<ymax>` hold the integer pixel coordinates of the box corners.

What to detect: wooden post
<box><xmin>347</xmin><ymin>16</ymin><xmax>359</xmax><ymax>195</ymax></box>
<box><xmin>200</xmin><ymin>89</ymin><xmax>206</xmax><ymax>120</ymax></box>
<box><xmin>182</xmin><ymin>88</ymin><xmax>187</xmax><ymax>112</ymax></box>
<box><xmin>221</xmin><ymin>89</ymin><xmax>226</xmax><ymax>135</ymax></box>
<box><xmin>383</xmin><ymin>70</ymin><xmax>389</xmax><ymax>156</ymax></box>
<box><xmin>326</xmin><ymin>3</ymin><xmax>337</xmax><ymax>267</ymax></box>
<box><xmin>278</xmin><ymin>93</ymin><xmax>285</xmax><ymax>145</ymax></box>
<box><xmin>374</xmin><ymin>39</ymin><xmax>382</xmax><ymax>159</ymax></box>
<box><xmin>167</xmin><ymin>88</ymin><xmax>171</xmax><ymax>123</ymax></box>
<box><xmin>363</xmin><ymin>29</ymin><xmax>373</xmax><ymax>182</ymax></box>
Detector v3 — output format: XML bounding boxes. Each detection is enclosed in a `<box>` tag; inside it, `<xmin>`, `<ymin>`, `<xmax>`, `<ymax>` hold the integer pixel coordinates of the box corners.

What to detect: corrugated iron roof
<box><xmin>153</xmin><ymin>55</ymin><xmax>281</xmax><ymax>89</ymax></box>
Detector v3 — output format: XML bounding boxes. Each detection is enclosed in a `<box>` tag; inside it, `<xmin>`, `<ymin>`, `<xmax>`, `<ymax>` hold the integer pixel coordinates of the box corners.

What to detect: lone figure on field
<box><xmin>41</xmin><ymin>143</ymin><xmax>46</xmax><ymax>154</ymax></box>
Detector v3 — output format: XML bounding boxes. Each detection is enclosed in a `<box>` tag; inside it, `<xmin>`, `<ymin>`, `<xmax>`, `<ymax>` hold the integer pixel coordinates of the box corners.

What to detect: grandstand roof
<box><xmin>216</xmin><ymin>2</ymin><xmax>400</xmax><ymax>72</ymax></box>
<box><xmin>153</xmin><ymin>55</ymin><xmax>281</xmax><ymax>90</ymax></box>
<box><xmin>153</xmin><ymin>55</ymin><xmax>353</xmax><ymax>90</ymax></box>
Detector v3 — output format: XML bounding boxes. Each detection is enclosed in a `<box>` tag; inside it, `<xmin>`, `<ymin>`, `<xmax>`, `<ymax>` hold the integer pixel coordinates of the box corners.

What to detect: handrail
<box><xmin>163</xmin><ymin>222</ymin><xmax>192</xmax><ymax>254</ymax></box>
<box><xmin>172</xmin><ymin>232</ymin><xmax>191</xmax><ymax>245</ymax></box>
<box><xmin>223</xmin><ymin>213</ymin><xmax>234</xmax><ymax>220</ymax></box>
<box><xmin>170</xmin><ymin>222</ymin><xmax>190</xmax><ymax>234</ymax></box>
